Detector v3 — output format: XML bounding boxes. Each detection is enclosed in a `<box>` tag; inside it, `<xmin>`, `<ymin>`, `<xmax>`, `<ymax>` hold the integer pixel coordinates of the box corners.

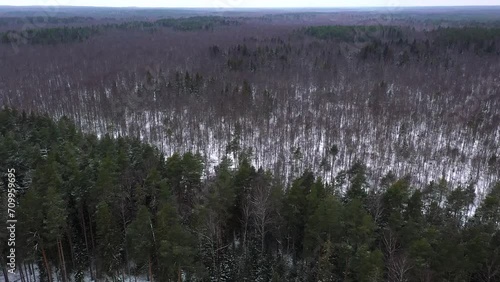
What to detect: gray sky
<box><xmin>1</xmin><ymin>0</ymin><xmax>499</xmax><ymax>8</ymax></box>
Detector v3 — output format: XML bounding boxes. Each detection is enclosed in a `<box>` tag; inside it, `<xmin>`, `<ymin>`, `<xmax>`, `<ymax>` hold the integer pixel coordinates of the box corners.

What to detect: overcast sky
<box><xmin>1</xmin><ymin>0</ymin><xmax>499</xmax><ymax>8</ymax></box>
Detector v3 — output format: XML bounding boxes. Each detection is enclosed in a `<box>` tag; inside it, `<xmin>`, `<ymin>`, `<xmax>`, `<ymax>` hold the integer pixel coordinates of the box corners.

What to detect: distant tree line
<box><xmin>0</xmin><ymin>16</ymin><xmax>96</xmax><ymax>27</ymax></box>
<box><xmin>301</xmin><ymin>25</ymin><xmax>404</xmax><ymax>42</ymax></box>
<box><xmin>0</xmin><ymin>26</ymin><xmax>100</xmax><ymax>45</ymax></box>
<box><xmin>431</xmin><ymin>27</ymin><xmax>500</xmax><ymax>53</ymax></box>
<box><xmin>302</xmin><ymin>25</ymin><xmax>500</xmax><ymax>54</ymax></box>
<box><xmin>0</xmin><ymin>16</ymin><xmax>239</xmax><ymax>45</ymax></box>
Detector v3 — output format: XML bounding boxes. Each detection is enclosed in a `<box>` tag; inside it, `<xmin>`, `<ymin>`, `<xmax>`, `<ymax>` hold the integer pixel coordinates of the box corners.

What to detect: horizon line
<box><xmin>1</xmin><ymin>4</ymin><xmax>500</xmax><ymax>8</ymax></box>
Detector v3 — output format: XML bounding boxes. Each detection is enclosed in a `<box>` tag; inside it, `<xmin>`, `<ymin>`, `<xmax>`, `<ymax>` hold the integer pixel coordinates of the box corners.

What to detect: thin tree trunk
<box><xmin>19</xmin><ymin>262</ymin><xmax>25</xmax><ymax>282</ymax></box>
<box><xmin>21</xmin><ymin>262</ymin><xmax>28</xmax><ymax>282</ymax></box>
<box><xmin>79</xmin><ymin>205</ymin><xmax>92</xmax><ymax>280</ymax></box>
<box><xmin>59</xmin><ymin>239</ymin><xmax>69</xmax><ymax>282</ymax></box>
<box><xmin>41</xmin><ymin>247</ymin><xmax>52</xmax><ymax>282</ymax></box>
<box><xmin>28</xmin><ymin>262</ymin><xmax>35</xmax><ymax>282</ymax></box>
<box><xmin>148</xmin><ymin>256</ymin><xmax>153</xmax><ymax>282</ymax></box>
<box><xmin>30</xmin><ymin>262</ymin><xmax>36</xmax><ymax>282</ymax></box>
<box><xmin>66</xmin><ymin>227</ymin><xmax>76</xmax><ymax>270</ymax></box>
<box><xmin>122</xmin><ymin>201</ymin><xmax>131</xmax><ymax>279</ymax></box>
<box><xmin>24</xmin><ymin>262</ymin><xmax>31</xmax><ymax>282</ymax></box>
<box><xmin>177</xmin><ymin>265</ymin><xmax>181</xmax><ymax>282</ymax></box>
<box><xmin>1</xmin><ymin>255</ymin><xmax>10</xmax><ymax>282</ymax></box>
<box><xmin>88</xmin><ymin>210</ymin><xmax>97</xmax><ymax>280</ymax></box>
<box><xmin>57</xmin><ymin>238</ymin><xmax>65</xmax><ymax>282</ymax></box>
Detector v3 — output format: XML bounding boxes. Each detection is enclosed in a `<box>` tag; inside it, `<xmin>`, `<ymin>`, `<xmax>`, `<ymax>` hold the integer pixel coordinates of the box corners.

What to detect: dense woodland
<box><xmin>0</xmin><ymin>108</ymin><xmax>500</xmax><ymax>282</ymax></box>
<box><xmin>0</xmin><ymin>6</ymin><xmax>500</xmax><ymax>282</ymax></box>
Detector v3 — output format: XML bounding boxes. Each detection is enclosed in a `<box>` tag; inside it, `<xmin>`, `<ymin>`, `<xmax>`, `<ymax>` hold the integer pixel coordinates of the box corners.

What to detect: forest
<box><xmin>0</xmin><ymin>107</ymin><xmax>499</xmax><ymax>282</ymax></box>
<box><xmin>1</xmin><ymin>107</ymin><xmax>500</xmax><ymax>282</ymax></box>
<box><xmin>0</xmin><ymin>5</ymin><xmax>499</xmax><ymax>282</ymax></box>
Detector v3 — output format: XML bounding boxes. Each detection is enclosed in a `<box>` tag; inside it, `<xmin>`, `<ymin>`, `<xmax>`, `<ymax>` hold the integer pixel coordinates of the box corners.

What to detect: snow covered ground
<box><xmin>6</xmin><ymin>267</ymin><xmax>151</xmax><ymax>282</ymax></box>
<box><xmin>71</xmin><ymin>87</ymin><xmax>500</xmax><ymax>199</ymax></box>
